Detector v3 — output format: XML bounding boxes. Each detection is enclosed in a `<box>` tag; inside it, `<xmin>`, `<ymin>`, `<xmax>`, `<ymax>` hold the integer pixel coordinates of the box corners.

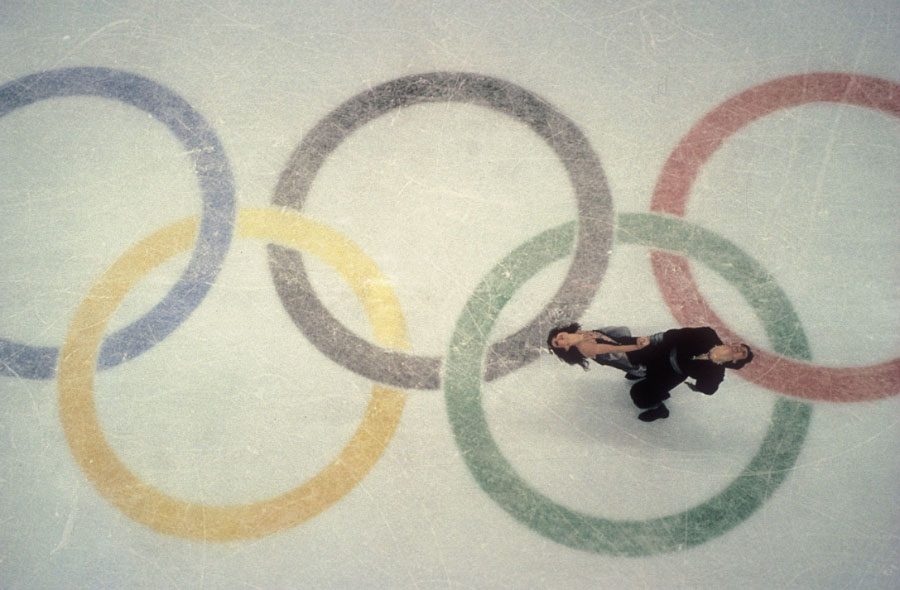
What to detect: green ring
<box><xmin>443</xmin><ymin>213</ymin><xmax>812</xmax><ymax>556</ymax></box>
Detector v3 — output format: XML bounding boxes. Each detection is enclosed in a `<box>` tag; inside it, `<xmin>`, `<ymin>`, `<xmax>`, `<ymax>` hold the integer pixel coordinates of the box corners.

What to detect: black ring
<box><xmin>268</xmin><ymin>72</ymin><xmax>613</xmax><ymax>389</ymax></box>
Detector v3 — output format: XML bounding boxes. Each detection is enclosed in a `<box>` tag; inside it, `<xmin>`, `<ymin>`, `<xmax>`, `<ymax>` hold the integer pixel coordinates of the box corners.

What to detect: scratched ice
<box><xmin>1</xmin><ymin>2</ymin><xmax>898</xmax><ymax>589</ymax></box>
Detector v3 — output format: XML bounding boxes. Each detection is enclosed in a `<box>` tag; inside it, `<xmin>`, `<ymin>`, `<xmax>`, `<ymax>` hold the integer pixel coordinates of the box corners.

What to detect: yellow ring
<box><xmin>58</xmin><ymin>208</ymin><xmax>408</xmax><ymax>541</ymax></box>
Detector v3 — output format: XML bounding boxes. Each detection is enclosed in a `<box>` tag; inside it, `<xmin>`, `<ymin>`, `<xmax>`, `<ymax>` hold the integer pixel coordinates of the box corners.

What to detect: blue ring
<box><xmin>0</xmin><ymin>67</ymin><xmax>235</xmax><ymax>378</ymax></box>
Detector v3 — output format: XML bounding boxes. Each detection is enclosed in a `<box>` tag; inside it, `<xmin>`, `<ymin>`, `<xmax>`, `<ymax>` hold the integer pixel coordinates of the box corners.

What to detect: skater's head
<box><xmin>547</xmin><ymin>323</ymin><xmax>590</xmax><ymax>370</ymax></box>
<box><xmin>711</xmin><ymin>343</ymin><xmax>753</xmax><ymax>369</ymax></box>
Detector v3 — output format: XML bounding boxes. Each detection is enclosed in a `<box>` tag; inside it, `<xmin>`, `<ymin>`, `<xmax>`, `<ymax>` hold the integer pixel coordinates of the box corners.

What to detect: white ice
<box><xmin>1</xmin><ymin>2</ymin><xmax>898</xmax><ymax>589</ymax></box>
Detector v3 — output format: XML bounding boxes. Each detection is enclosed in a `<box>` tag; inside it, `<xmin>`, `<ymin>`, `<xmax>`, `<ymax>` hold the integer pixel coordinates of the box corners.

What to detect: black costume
<box><xmin>625</xmin><ymin>326</ymin><xmax>725</xmax><ymax>412</ymax></box>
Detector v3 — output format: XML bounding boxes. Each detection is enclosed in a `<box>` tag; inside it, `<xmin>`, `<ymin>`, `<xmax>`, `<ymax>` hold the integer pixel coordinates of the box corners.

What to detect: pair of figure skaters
<box><xmin>547</xmin><ymin>324</ymin><xmax>753</xmax><ymax>422</ymax></box>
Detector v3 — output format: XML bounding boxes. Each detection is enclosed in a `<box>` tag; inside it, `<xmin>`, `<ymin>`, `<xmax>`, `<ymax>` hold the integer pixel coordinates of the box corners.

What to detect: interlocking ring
<box><xmin>58</xmin><ymin>208</ymin><xmax>407</xmax><ymax>541</ymax></box>
<box><xmin>650</xmin><ymin>72</ymin><xmax>900</xmax><ymax>402</ymax></box>
<box><xmin>0</xmin><ymin>67</ymin><xmax>235</xmax><ymax>379</ymax></box>
<box><xmin>0</xmin><ymin>67</ymin><xmax>892</xmax><ymax>549</ymax></box>
<box><xmin>445</xmin><ymin>214</ymin><xmax>811</xmax><ymax>556</ymax></box>
<box><xmin>268</xmin><ymin>72</ymin><xmax>614</xmax><ymax>389</ymax></box>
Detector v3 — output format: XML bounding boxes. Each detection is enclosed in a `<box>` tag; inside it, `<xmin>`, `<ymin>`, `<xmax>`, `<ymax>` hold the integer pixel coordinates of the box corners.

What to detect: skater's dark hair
<box><xmin>723</xmin><ymin>345</ymin><xmax>754</xmax><ymax>370</ymax></box>
<box><xmin>546</xmin><ymin>323</ymin><xmax>590</xmax><ymax>371</ymax></box>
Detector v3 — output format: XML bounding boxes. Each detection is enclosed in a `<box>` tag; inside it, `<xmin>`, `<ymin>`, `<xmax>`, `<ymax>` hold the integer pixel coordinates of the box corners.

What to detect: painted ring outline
<box><xmin>650</xmin><ymin>72</ymin><xmax>900</xmax><ymax>401</ymax></box>
<box><xmin>58</xmin><ymin>208</ymin><xmax>407</xmax><ymax>541</ymax></box>
<box><xmin>444</xmin><ymin>216</ymin><xmax>811</xmax><ymax>556</ymax></box>
<box><xmin>269</xmin><ymin>72</ymin><xmax>614</xmax><ymax>390</ymax></box>
<box><xmin>0</xmin><ymin>66</ymin><xmax>236</xmax><ymax>379</ymax></box>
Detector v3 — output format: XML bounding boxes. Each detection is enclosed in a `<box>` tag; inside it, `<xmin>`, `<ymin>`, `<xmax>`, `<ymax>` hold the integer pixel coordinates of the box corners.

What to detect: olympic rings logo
<box><xmin>2</xmin><ymin>68</ymin><xmax>898</xmax><ymax>552</ymax></box>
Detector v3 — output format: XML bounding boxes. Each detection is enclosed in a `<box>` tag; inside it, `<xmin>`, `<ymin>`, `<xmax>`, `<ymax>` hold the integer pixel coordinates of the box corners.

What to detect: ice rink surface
<box><xmin>1</xmin><ymin>2</ymin><xmax>898</xmax><ymax>588</ymax></box>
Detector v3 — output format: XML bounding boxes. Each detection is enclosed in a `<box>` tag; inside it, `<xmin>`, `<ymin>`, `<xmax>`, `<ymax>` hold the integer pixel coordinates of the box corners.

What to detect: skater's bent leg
<box><xmin>630</xmin><ymin>379</ymin><xmax>668</xmax><ymax>409</ymax></box>
<box><xmin>630</xmin><ymin>377</ymin><xmax>675</xmax><ymax>422</ymax></box>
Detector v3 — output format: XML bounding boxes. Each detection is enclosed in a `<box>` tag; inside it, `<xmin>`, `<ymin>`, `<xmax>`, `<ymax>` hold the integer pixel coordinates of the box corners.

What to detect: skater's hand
<box><xmin>636</xmin><ymin>336</ymin><xmax>650</xmax><ymax>349</ymax></box>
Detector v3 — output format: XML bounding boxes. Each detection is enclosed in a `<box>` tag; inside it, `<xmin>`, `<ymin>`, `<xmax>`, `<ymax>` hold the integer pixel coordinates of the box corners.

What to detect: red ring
<box><xmin>650</xmin><ymin>73</ymin><xmax>900</xmax><ymax>402</ymax></box>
